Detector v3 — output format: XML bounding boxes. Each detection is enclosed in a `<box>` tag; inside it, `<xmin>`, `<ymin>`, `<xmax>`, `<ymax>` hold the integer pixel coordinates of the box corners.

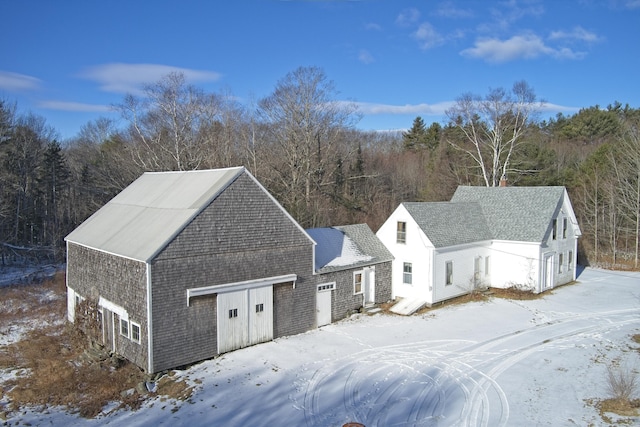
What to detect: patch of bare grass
<box><xmin>490</xmin><ymin>287</ymin><xmax>546</xmax><ymax>300</ymax></box>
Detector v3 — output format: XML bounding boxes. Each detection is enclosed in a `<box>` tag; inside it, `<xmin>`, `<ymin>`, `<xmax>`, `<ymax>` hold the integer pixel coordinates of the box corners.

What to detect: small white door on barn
<box><xmin>248</xmin><ymin>286</ymin><xmax>273</xmax><ymax>344</ymax></box>
<box><xmin>316</xmin><ymin>283</ymin><xmax>334</xmax><ymax>327</ymax></box>
<box><xmin>363</xmin><ymin>267</ymin><xmax>376</xmax><ymax>305</ymax></box>
<box><xmin>217</xmin><ymin>290</ymin><xmax>249</xmax><ymax>354</ymax></box>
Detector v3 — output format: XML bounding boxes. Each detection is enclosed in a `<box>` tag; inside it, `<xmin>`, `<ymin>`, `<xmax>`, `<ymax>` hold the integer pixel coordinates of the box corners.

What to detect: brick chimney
<box><xmin>499</xmin><ymin>175</ymin><xmax>507</xmax><ymax>187</ymax></box>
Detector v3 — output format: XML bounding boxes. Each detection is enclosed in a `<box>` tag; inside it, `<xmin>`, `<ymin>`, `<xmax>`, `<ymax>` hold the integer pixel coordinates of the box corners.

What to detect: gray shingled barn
<box><xmin>66</xmin><ymin>167</ymin><xmax>318</xmax><ymax>373</ymax></box>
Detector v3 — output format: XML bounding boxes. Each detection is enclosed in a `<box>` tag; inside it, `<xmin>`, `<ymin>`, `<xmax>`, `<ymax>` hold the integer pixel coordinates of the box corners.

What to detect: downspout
<box><xmin>146</xmin><ymin>263</ymin><xmax>154</xmax><ymax>373</ymax></box>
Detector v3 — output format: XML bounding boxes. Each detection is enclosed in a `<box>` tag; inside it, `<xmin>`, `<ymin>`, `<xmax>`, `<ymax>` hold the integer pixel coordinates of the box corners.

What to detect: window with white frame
<box><xmin>552</xmin><ymin>219</ymin><xmax>558</xmax><ymax>240</ymax></box>
<box><xmin>397</xmin><ymin>221</ymin><xmax>407</xmax><ymax>244</ymax></box>
<box><xmin>403</xmin><ymin>262</ymin><xmax>412</xmax><ymax>284</ymax></box>
<box><xmin>568</xmin><ymin>251</ymin><xmax>573</xmax><ymax>270</ymax></box>
<box><xmin>131</xmin><ymin>322</ymin><xmax>141</xmax><ymax>344</ymax></box>
<box><xmin>445</xmin><ymin>261</ymin><xmax>453</xmax><ymax>285</ymax></box>
<box><xmin>354</xmin><ymin>271</ymin><xmax>363</xmax><ymax>294</ymax></box>
<box><xmin>558</xmin><ymin>253</ymin><xmax>564</xmax><ymax>273</ymax></box>
<box><xmin>563</xmin><ymin>218</ymin><xmax>568</xmax><ymax>239</ymax></box>
<box><xmin>120</xmin><ymin>317</ymin><xmax>129</xmax><ymax>338</ymax></box>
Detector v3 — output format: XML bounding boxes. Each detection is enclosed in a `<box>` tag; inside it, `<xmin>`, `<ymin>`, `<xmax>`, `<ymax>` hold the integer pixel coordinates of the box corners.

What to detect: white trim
<box><xmin>131</xmin><ymin>321</ymin><xmax>141</xmax><ymax>344</ymax></box>
<box><xmin>187</xmin><ymin>274</ymin><xmax>297</xmax><ymax>306</ymax></box>
<box><xmin>98</xmin><ymin>296</ymin><xmax>127</xmax><ymax>319</ymax></box>
<box><xmin>146</xmin><ymin>263</ymin><xmax>153</xmax><ymax>373</ymax></box>
<box><xmin>353</xmin><ymin>270</ymin><xmax>364</xmax><ymax>295</ymax></box>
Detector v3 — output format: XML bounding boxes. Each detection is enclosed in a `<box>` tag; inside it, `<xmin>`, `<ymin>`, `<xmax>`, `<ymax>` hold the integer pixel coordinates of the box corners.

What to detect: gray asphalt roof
<box><xmin>451</xmin><ymin>186</ymin><xmax>566</xmax><ymax>242</ymax></box>
<box><xmin>307</xmin><ymin>223</ymin><xmax>394</xmax><ymax>273</ymax></box>
<box><xmin>403</xmin><ymin>202</ymin><xmax>493</xmax><ymax>248</ymax></box>
<box><xmin>65</xmin><ymin>167</ymin><xmax>245</xmax><ymax>262</ymax></box>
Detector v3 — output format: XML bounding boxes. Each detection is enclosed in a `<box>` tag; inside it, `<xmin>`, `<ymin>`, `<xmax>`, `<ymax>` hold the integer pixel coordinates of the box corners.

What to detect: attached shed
<box><xmin>306</xmin><ymin>224</ymin><xmax>393</xmax><ymax>326</ymax></box>
<box><xmin>66</xmin><ymin>167</ymin><xmax>317</xmax><ymax>373</ymax></box>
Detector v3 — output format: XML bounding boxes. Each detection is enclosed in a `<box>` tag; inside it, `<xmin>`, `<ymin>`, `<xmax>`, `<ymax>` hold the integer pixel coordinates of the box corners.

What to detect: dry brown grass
<box><xmin>0</xmin><ymin>271</ymin><xmax>193</xmax><ymax>419</ymax></box>
<box><xmin>489</xmin><ymin>287</ymin><xmax>547</xmax><ymax>300</ymax></box>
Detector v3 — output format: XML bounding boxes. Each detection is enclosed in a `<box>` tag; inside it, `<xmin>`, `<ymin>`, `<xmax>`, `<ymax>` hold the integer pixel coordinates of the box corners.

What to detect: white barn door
<box><xmin>217</xmin><ymin>290</ymin><xmax>248</xmax><ymax>354</ymax></box>
<box><xmin>249</xmin><ymin>286</ymin><xmax>273</xmax><ymax>345</ymax></box>
<box><xmin>217</xmin><ymin>285</ymin><xmax>274</xmax><ymax>354</ymax></box>
<box><xmin>363</xmin><ymin>267</ymin><xmax>375</xmax><ymax>305</ymax></box>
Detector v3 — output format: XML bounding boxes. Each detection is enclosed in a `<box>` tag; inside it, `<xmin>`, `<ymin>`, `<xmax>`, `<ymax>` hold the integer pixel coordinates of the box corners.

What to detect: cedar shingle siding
<box><xmin>149</xmin><ymin>173</ymin><xmax>315</xmax><ymax>372</ymax></box>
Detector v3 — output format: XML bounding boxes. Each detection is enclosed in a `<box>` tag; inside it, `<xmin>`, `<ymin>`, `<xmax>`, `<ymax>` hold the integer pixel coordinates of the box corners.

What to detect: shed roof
<box><xmin>451</xmin><ymin>186</ymin><xmax>567</xmax><ymax>242</ymax></box>
<box><xmin>66</xmin><ymin>167</ymin><xmax>246</xmax><ymax>262</ymax></box>
<box><xmin>403</xmin><ymin>202</ymin><xmax>493</xmax><ymax>248</ymax></box>
<box><xmin>307</xmin><ymin>224</ymin><xmax>393</xmax><ymax>273</ymax></box>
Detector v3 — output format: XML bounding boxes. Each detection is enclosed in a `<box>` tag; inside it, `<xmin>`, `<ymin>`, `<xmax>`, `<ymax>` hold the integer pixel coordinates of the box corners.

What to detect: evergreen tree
<box><xmin>402</xmin><ymin>116</ymin><xmax>427</xmax><ymax>149</ymax></box>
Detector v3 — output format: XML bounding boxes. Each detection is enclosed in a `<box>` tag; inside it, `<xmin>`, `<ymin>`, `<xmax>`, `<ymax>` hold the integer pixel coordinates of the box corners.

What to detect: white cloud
<box><xmin>548</xmin><ymin>26</ymin><xmax>601</xmax><ymax>43</ymax></box>
<box><xmin>396</xmin><ymin>8</ymin><xmax>421</xmax><ymax>26</ymax></box>
<box><xmin>364</xmin><ymin>22</ymin><xmax>382</xmax><ymax>31</ymax></box>
<box><xmin>358</xmin><ymin>49</ymin><xmax>375</xmax><ymax>64</ymax></box>
<box><xmin>434</xmin><ymin>1</ymin><xmax>473</xmax><ymax>18</ymax></box>
<box><xmin>79</xmin><ymin>63</ymin><xmax>222</xmax><ymax>94</ymax></box>
<box><xmin>0</xmin><ymin>71</ymin><xmax>41</xmax><ymax>91</ymax></box>
<box><xmin>37</xmin><ymin>100</ymin><xmax>111</xmax><ymax>113</ymax></box>
<box><xmin>352</xmin><ymin>101</ymin><xmax>454</xmax><ymax>116</ymax></box>
<box><xmin>414</xmin><ymin>22</ymin><xmax>445</xmax><ymax>50</ymax></box>
<box><xmin>626</xmin><ymin>0</ymin><xmax>640</xmax><ymax>9</ymax></box>
<box><xmin>460</xmin><ymin>34</ymin><xmax>585</xmax><ymax>63</ymax></box>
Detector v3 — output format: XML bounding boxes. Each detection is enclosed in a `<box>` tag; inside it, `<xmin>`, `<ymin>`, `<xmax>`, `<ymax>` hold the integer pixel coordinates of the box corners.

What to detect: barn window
<box><xmin>353</xmin><ymin>272</ymin><xmax>363</xmax><ymax>294</ymax></box>
<box><xmin>229</xmin><ymin>308</ymin><xmax>238</xmax><ymax>319</ymax></box>
<box><xmin>397</xmin><ymin>221</ymin><xmax>406</xmax><ymax>244</ymax></box>
<box><xmin>256</xmin><ymin>303</ymin><xmax>264</xmax><ymax>313</ymax></box>
<box><xmin>446</xmin><ymin>261</ymin><xmax>453</xmax><ymax>285</ymax></box>
<box><xmin>120</xmin><ymin>318</ymin><xmax>129</xmax><ymax>338</ymax></box>
<box><xmin>403</xmin><ymin>263</ymin><xmax>412</xmax><ymax>284</ymax></box>
<box><xmin>563</xmin><ymin>218</ymin><xmax>568</xmax><ymax>238</ymax></box>
<box><xmin>552</xmin><ymin>219</ymin><xmax>557</xmax><ymax>240</ymax></box>
<box><xmin>131</xmin><ymin>322</ymin><xmax>141</xmax><ymax>344</ymax></box>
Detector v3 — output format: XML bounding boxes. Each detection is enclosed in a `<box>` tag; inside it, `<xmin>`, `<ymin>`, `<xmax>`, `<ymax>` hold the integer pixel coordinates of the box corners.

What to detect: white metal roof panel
<box><xmin>66</xmin><ymin>167</ymin><xmax>244</xmax><ymax>262</ymax></box>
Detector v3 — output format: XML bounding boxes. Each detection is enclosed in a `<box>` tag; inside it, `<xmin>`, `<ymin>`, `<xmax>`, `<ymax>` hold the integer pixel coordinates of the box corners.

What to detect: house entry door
<box><xmin>316</xmin><ymin>283</ymin><xmax>334</xmax><ymax>327</ymax></box>
<box><xmin>542</xmin><ymin>253</ymin><xmax>554</xmax><ymax>291</ymax></box>
<box><xmin>363</xmin><ymin>267</ymin><xmax>375</xmax><ymax>305</ymax></box>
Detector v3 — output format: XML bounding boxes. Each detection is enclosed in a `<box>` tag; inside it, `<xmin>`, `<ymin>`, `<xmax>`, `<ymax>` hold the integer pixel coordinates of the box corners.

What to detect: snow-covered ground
<box><xmin>5</xmin><ymin>267</ymin><xmax>640</xmax><ymax>426</ymax></box>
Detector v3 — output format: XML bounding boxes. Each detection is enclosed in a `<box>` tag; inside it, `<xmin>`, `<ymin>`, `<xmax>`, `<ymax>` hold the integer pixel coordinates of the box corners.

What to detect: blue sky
<box><xmin>1</xmin><ymin>0</ymin><xmax>639</xmax><ymax>140</ymax></box>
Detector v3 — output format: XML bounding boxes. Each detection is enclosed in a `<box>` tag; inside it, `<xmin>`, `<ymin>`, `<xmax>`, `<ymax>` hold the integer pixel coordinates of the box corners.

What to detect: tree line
<box><xmin>1</xmin><ymin>66</ymin><xmax>639</xmax><ymax>269</ymax></box>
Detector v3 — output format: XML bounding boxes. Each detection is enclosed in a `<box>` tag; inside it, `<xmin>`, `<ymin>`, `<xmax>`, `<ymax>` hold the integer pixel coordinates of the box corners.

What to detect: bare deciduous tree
<box><xmin>445</xmin><ymin>81</ymin><xmax>542</xmax><ymax>186</ymax></box>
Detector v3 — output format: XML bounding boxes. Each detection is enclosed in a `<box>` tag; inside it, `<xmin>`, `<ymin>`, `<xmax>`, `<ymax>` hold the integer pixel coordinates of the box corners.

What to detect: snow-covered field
<box><xmin>5</xmin><ymin>267</ymin><xmax>640</xmax><ymax>426</ymax></box>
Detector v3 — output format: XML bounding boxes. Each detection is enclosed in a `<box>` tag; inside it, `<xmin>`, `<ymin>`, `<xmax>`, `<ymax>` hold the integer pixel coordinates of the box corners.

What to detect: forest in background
<box><xmin>1</xmin><ymin>66</ymin><xmax>639</xmax><ymax>270</ymax></box>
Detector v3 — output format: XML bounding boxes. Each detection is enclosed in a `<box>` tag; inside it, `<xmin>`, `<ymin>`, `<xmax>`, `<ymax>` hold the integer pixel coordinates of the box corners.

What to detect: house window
<box><xmin>354</xmin><ymin>272</ymin><xmax>363</xmax><ymax>294</ymax></box>
<box><xmin>568</xmin><ymin>251</ymin><xmax>573</xmax><ymax>270</ymax></box>
<box><xmin>397</xmin><ymin>221</ymin><xmax>407</xmax><ymax>244</ymax></box>
<box><xmin>485</xmin><ymin>256</ymin><xmax>490</xmax><ymax>277</ymax></box>
<box><xmin>446</xmin><ymin>261</ymin><xmax>453</xmax><ymax>285</ymax></box>
<box><xmin>563</xmin><ymin>218</ymin><xmax>568</xmax><ymax>239</ymax></box>
<box><xmin>120</xmin><ymin>317</ymin><xmax>129</xmax><ymax>338</ymax></box>
<box><xmin>131</xmin><ymin>322</ymin><xmax>141</xmax><ymax>344</ymax></box>
<box><xmin>229</xmin><ymin>308</ymin><xmax>238</xmax><ymax>319</ymax></box>
<box><xmin>552</xmin><ymin>219</ymin><xmax>557</xmax><ymax>240</ymax></box>
<box><xmin>558</xmin><ymin>253</ymin><xmax>564</xmax><ymax>273</ymax></box>
<box><xmin>403</xmin><ymin>263</ymin><xmax>412</xmax><ymax>284</ymax></box>
<box><xmin>256</xmin><ymin>303</ymin><xmax>264</xmax><ymax>313</ymax></box>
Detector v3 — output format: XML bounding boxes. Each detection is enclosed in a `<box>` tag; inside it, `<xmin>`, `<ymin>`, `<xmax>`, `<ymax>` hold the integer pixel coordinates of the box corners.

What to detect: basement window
<box><xmin>397</xmin><ymin>221</ymin><xmax>407</xmax><ymax>244</ymax></box>
<box><xmin>120</xmin><ymin>318</ymin><xmax>129</xmax><ymax>338</ymax></box>
<box><xmin>131</xmin><ymin>322</ymin><xmax>141</xmax><ymax>344</ymax></box>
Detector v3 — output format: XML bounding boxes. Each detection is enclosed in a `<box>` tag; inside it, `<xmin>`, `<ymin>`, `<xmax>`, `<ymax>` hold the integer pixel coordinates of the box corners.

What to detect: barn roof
<box><xmin>307</xmin><ymin>224</ymin><xmax>393</xmax><ymax>273</ymax></box>
<box><xmin>451</xmin><ymin>186</ymin><xmax>573</xmax><ymax>242</ymax></box>
<box><xmin>66</xmin><ymin>167</ymin><xmax>249</xmax><ymax>262</ymax></box>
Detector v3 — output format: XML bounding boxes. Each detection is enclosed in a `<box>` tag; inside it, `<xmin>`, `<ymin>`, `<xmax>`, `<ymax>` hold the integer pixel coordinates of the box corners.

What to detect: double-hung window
<box><xmin>445</xmin><ymin>261</ymin><xmax>453</xmax><ymax>285</ymax></box>
<box><xmin>131</xmin><ymin>322</ymin><xmax>141</xmax><ymax>344</ymax></box>
<box><xmin>120</xmin><ymin>317</ymin><xmax>129</xmax><ymax>338</ymax></box>
<box><xmin>552</xmin><ymin>219</ymin><xmax>558</xmax><ymax>240</ymax></box>
<box><xmin>397</xmin><ymin>221</ymin><xmax>407</xmax><ymax>244</ymax></box>
<box><xmin>354</xmin><ymin>272</ymin><xmax>363</xmax><ymax>294</ymax></box>
<box><xmin>403</xmin><ymin>263</ymin><xmax>412</xmax><ymax>284</ymax></box>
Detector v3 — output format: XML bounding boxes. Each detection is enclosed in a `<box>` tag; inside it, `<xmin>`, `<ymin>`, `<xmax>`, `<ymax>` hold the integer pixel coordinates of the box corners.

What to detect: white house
<box><xmin>376</xmin><ymin>186</ymin><xmax>581</xmax><ymax>308</ymax></box>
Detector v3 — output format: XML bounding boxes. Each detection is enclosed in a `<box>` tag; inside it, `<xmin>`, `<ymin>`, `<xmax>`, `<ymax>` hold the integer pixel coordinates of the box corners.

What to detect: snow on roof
<box><xmin>305</xmin><ymin>224</ymin><xmax>394</xmax><ymax>273</ymax></box>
